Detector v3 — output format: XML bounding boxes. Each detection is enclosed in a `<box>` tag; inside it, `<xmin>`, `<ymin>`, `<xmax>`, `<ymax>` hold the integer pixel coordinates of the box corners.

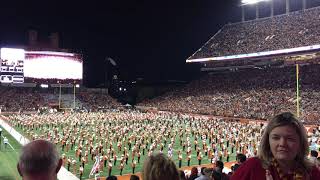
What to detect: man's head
<box><xmin>236</xmin><ymin>153</ymin><xmax>247</xmax><ymax>164</ymax></box>
<box><xmin>200</xmin><ymin>167</ymin><xmax>206</xmax><ymax>175</ymax></box>
<box><xmin>130</xmin><ymin>174</ymin><xmax>140</xmax><ymax>180</ymax></box>
<box><xmin>106</xmin><ymin>176</ymin><xmax>118</xmax><ymax>180</ymax></box>
<box><xmin>310</xmin><ymin>150</ymin><xmax>318</xmax><ymax>158</ymax></box>
<box><xmin>17</xmin><ymin>140</ymin><xmax>62</xmax><ymax>180</ymax></box>
<box><xmin>214</xmin><ymin>160</ymin><xmax>224</xmax><ymax>172</ymax></box>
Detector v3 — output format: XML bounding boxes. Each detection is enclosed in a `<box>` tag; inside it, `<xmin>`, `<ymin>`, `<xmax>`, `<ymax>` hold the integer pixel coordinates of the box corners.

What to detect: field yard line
<box><xmin>0</xmin><ymin>118</ymin><xmax>79</xmax><ymax>180</ymax></box>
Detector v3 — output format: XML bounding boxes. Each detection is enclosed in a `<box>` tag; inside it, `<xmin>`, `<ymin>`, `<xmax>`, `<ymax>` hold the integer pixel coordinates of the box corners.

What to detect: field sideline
<box><xmin>0</xmin><ymin>117</ymin><xmax>78</xmax><ymax>180</ymax></box>
<box><xmin>0</xmin><ymin>125</ymin><xmax>22</xmax><ymax>180</ymax></box>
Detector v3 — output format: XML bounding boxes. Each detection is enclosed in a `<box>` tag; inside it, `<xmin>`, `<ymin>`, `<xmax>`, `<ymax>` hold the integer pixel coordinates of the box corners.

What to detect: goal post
<box><xmin>58</xmin><ymin>84</ymin><xmax>77</xmax><ymax>110</ymax></box>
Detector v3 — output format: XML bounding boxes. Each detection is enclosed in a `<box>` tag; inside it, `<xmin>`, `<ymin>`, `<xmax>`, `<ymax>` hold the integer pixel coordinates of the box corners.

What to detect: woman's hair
<box><xmin>178</xmin><ymin>170</ymin><xmax>187</xmax><ymax>180</ymax></box>
<box><xmin>258</xmin><ymin>112</ymin><xmax>313</xmax><ymax>172</ymax></box>
<box><xmin>142</xmin><ymin>153</ymin><xmax>179</xmax><ymax>180</ymax></box>
<box><xmin>190</xmin><ymin>167</ymin><xmax>198</xmax><ymax>176</ymax></box>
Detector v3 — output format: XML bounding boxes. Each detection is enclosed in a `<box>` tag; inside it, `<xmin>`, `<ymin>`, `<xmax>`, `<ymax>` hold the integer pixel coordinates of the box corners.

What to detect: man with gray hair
<box><xmin>17</xmin><ymin>139</ymin><xmax>62</xmax><ymax>180</ymax></box>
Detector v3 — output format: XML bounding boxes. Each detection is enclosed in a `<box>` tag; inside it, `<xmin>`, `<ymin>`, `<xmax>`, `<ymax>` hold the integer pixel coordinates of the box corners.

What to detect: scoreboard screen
<box><xmin>0</xmin><ymin>48</ymin><xmax>83</xmax><ymax>84</ymax></box>
<box><xmin>0</xmin><ymin>48</ymin><xmax>25</xmax><ymax>83</ymax></box>
<box><xmin>24</xmin><ymin>51</ymin><xmax>83</xmax><ymax>83</ymax></box>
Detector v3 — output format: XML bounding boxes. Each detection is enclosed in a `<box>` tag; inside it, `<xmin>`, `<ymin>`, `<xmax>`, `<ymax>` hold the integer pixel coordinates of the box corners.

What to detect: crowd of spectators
<box><xmin>0</xmin><ymin>86</ymin><xmax>121</xmax><ymax>112</ymax></box>
<box><xmin>77</xmin><ymin>92</ymin><xmax>121</xmax><ymax>111</ymax></box>
<box><xmin>189</xmin><ymin>6</ymin><xmax>320</xmax><ymax>59</ymax></box>
<box><xmin>0</xmin><ymin>87</ymin><xmax>45</xmax><ymax>112</ymax></box>
<box><xmin>140</xmin><ymin>64</ymin><xmax>320</xmax><ymax>124</ymax></box>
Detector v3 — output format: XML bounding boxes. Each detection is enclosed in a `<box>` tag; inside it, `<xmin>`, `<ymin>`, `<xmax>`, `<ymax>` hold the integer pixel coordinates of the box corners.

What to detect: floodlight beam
<box><xmin>241</xmin><ymin>0</ymin><xmax>270</xmax><ymax>5</ymax></box>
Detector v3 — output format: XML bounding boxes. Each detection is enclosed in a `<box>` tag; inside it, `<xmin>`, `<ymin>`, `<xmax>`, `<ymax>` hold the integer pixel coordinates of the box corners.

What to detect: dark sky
<box><xmin>0</xmin><ymin>0</ymin><xmax>317</xmax><ymax>86</ymax></box>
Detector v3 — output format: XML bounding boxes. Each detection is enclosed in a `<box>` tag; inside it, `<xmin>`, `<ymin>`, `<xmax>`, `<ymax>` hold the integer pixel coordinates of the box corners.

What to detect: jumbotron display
<box><xmin>0</xmin><ymin>48</ymin><xmax>83</xmax><ymax>84</ymax></box>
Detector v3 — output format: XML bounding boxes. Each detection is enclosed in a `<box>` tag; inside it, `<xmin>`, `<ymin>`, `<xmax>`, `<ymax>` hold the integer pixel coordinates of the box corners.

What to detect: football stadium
<box><xmin>1</xmin><ymin>1</ymin><xmax>320</xmax><ymax>180</ymax></box>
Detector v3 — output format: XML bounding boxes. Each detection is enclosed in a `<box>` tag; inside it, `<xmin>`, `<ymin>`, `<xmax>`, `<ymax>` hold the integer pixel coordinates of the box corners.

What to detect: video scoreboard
<box><xmin>0</xmin><ymin>48</ymin><xmax>83</xmax><ymax>84</ymax></box>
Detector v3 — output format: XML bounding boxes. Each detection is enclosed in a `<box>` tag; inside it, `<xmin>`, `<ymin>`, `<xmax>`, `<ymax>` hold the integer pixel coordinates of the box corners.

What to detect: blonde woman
<box><xmin>142</xmin><ymin>153</ymin><xmax>179</xmax><ymax>180</ymax></box>
<box><xmin>231</xmin><ymin>112</ymin><xmax>320</xmax><ymax>180</ymax></box>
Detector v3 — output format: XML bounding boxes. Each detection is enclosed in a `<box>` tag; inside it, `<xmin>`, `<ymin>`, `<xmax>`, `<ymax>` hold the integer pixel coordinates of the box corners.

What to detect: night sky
<box><xmin>0</xmin><ymin>0</ymin><xmax>318</xmax><ymax>87</ymax></box>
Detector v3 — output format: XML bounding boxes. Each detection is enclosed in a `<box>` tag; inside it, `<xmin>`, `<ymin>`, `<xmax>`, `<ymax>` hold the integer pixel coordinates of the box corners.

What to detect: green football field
<box><xmin>0</xmin><ymin>125</ymin><xmax>22</xmax><ymax>180</ymax></box>
<box><xmin>12</xmin><ymin>122</ymin><xmax>238</xmax><ymax>179</ymax></box>
<box><xmin>2</xmin><ymin>115</ymin><xmax>242</xmax><ymax>180</ymax></box>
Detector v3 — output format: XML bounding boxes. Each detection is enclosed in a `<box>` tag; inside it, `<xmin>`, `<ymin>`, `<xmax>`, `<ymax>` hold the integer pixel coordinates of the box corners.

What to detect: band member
<box><xmin>81</xmin><ymin>156</ymin><xmax>86</xmax><ymax>168</ymax></box>
<box><xmin>72</xmin><ymin>159</ymin><xmax>77</xmax><ymax>174</ymax></box>
<box><xmin>132</xmin><ymin>160</ymin><xmax>137</xmax><ymax>174</ymax></box>
<box><xmin>113</xmin><ymin>154</ymin><xmax>117</xmax><ymax>165</ymax></box>
<box><xmin>137</xmin><ymin>151</ymin><xmax>141</xmax><ymax>163</ymax></box>
<box><xmin>125</xmin><ymin>154</ymin><xmax>129</xmax><ymax>165</ymax></box>
<box><xmin>197</xmin><ymin>151</ymin><xmax>202</xmax><ymax>165</ymax></box>
<box><xmin>168</xmin><ymin>147</ymin><xmax>173</xmax><ymax>160</ymax></box>
<box><xmin>79</xmin><ymin>165</ymin><xmax>84</xmax><ymax>179</ymax></box>
<box><xmin>85</xmin><ymin>150</ymin><xmax>89</xmax><ymax>163</ymax></box>
<box><xmin>178</xmin><ymin>151</ymin><xmax>183</xmax><ymax>168</ymax></box>
<box><xmin>78</xmin><ymin>149</ymin><xmax>82</xmax><ymax>162</ymax></box>
<box><xmin>119</xmin><ymin>162</ymin><xmax>124</xmax><ymax>175</ymax></box>
<box><xmin>67</xmin><ymin>158</ymin><xmax>71</xmax><ymax>171</ymax></box>
<box><xmin>103</xmin><ymin>154</ymin><xmax>108</xmax><ymax>167</ymax></box>
<box><xmin>187</xmin><ymin>154</ymin><xmax>191</xmax><ymax>166</ymax></box>
<box><xmin>61</xmin><ymin>154</ymin><xmax>66</xmax><ymax>166</ymax></box>
<box><xmin>108</xmin><ymin>160</ymin><xmax>113</xmax><ymax>177</ymax></box>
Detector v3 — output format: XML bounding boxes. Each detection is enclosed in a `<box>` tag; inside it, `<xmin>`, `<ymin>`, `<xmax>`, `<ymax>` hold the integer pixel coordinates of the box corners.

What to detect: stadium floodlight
<box><xmin>241</xmin><ymin>0</ymin><xmax>270</xmax><ymax>5</ymax></box>
<box><xmin>40</xmin><ymin>84</ymin><xmax>49</xmax><ymax>88</ymax></box>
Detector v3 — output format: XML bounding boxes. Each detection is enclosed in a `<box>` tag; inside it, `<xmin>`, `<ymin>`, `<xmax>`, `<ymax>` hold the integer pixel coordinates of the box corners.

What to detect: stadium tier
<box><xmin>188</xmin><ymin>6</ymin><xmax>320</xmax><ymax>60</ymax></box>
<box><xmin>0</xmin><ymin>87</ymin><xmax>45</xmax><ymax>112</ymax></box>
<box><xmin>140</xmin><ymin>64</ymin><xmax>320</xmax><ymax>125</ymax></box>
<box><xmin>0</xmin><ymin>86</ymin><xmax>121</xmax><ymax>113</ymax></box>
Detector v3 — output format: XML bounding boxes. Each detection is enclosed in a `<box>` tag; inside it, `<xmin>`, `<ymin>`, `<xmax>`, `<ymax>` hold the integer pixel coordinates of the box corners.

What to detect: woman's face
<box><xmin>269</xmin><ymin>125</ymin><xmax>301</xmax><ymax>163</ymax></box>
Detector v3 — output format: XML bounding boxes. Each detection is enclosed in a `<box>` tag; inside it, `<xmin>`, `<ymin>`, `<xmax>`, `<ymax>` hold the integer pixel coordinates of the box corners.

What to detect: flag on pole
<box><xmin>90</xmin><ymin>155</ymin><xmax>100</xmax><ymax>176</ymax></box>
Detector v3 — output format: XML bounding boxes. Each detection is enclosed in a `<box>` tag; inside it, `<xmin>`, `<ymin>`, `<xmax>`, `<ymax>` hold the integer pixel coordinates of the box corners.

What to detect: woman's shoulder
<box><xmin>242</xmin><ymin>157</ymin><xmax>263</xmax><ymax>166</ymax></box>
<box><xmin>310</xmin><ymin>165</ymin><xmax>320</xmax><ymax>179</ymax></box>
<box><xmin>231</xmin><ymin>157</ymin><xmax>266</xmax><ymax>180</ymax></box>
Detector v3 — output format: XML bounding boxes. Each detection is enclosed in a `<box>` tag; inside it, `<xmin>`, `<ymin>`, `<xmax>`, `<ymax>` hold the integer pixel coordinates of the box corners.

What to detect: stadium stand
<box><xmin>77</xmin><ymin>92</ymin><xmax>120</xmax><ymax>111</ymax></box>
<box><xmin>140</xmin><ymin>64</ymin><xmax>320</xmax><ymax>124</ymax></box>
<box><xmin>0</xmin><ymin>87</ymin><xmax>45</xmax><ymax>112</ymax></box>
<box><xmin>188</xmin><ymin>6</ymin><xmax>320</xmax><ymax>59</ymax></box>
<box><xmin>0</xmin><ymin>86</ymin><xmax>121</xmax><ymax>112</ymax></box>
<box><xmin>138</xmin><ymin>6</ymin><xmax>320</xmax><ymax>125</ymax></box>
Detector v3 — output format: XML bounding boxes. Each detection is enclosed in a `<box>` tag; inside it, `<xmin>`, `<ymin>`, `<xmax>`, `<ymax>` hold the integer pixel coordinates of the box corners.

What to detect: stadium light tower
<box><xmin>286</xmin><ymin>0</ymin><xmax>290</xmax><ymax>14</ymax></box>
<box><xmin>241</xmin><ymin>0</ymin><xmax>271</xmax><ymax>21</ymax></box>
<box><xmin>302</xmin><ymin>0</ymin><xmax>306</xmax><ymax>10</ymax></box>
<box><xmin>241</xmin><ymin>0</ymin><xmax>307</xmax><ymax>21</ymax></box>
